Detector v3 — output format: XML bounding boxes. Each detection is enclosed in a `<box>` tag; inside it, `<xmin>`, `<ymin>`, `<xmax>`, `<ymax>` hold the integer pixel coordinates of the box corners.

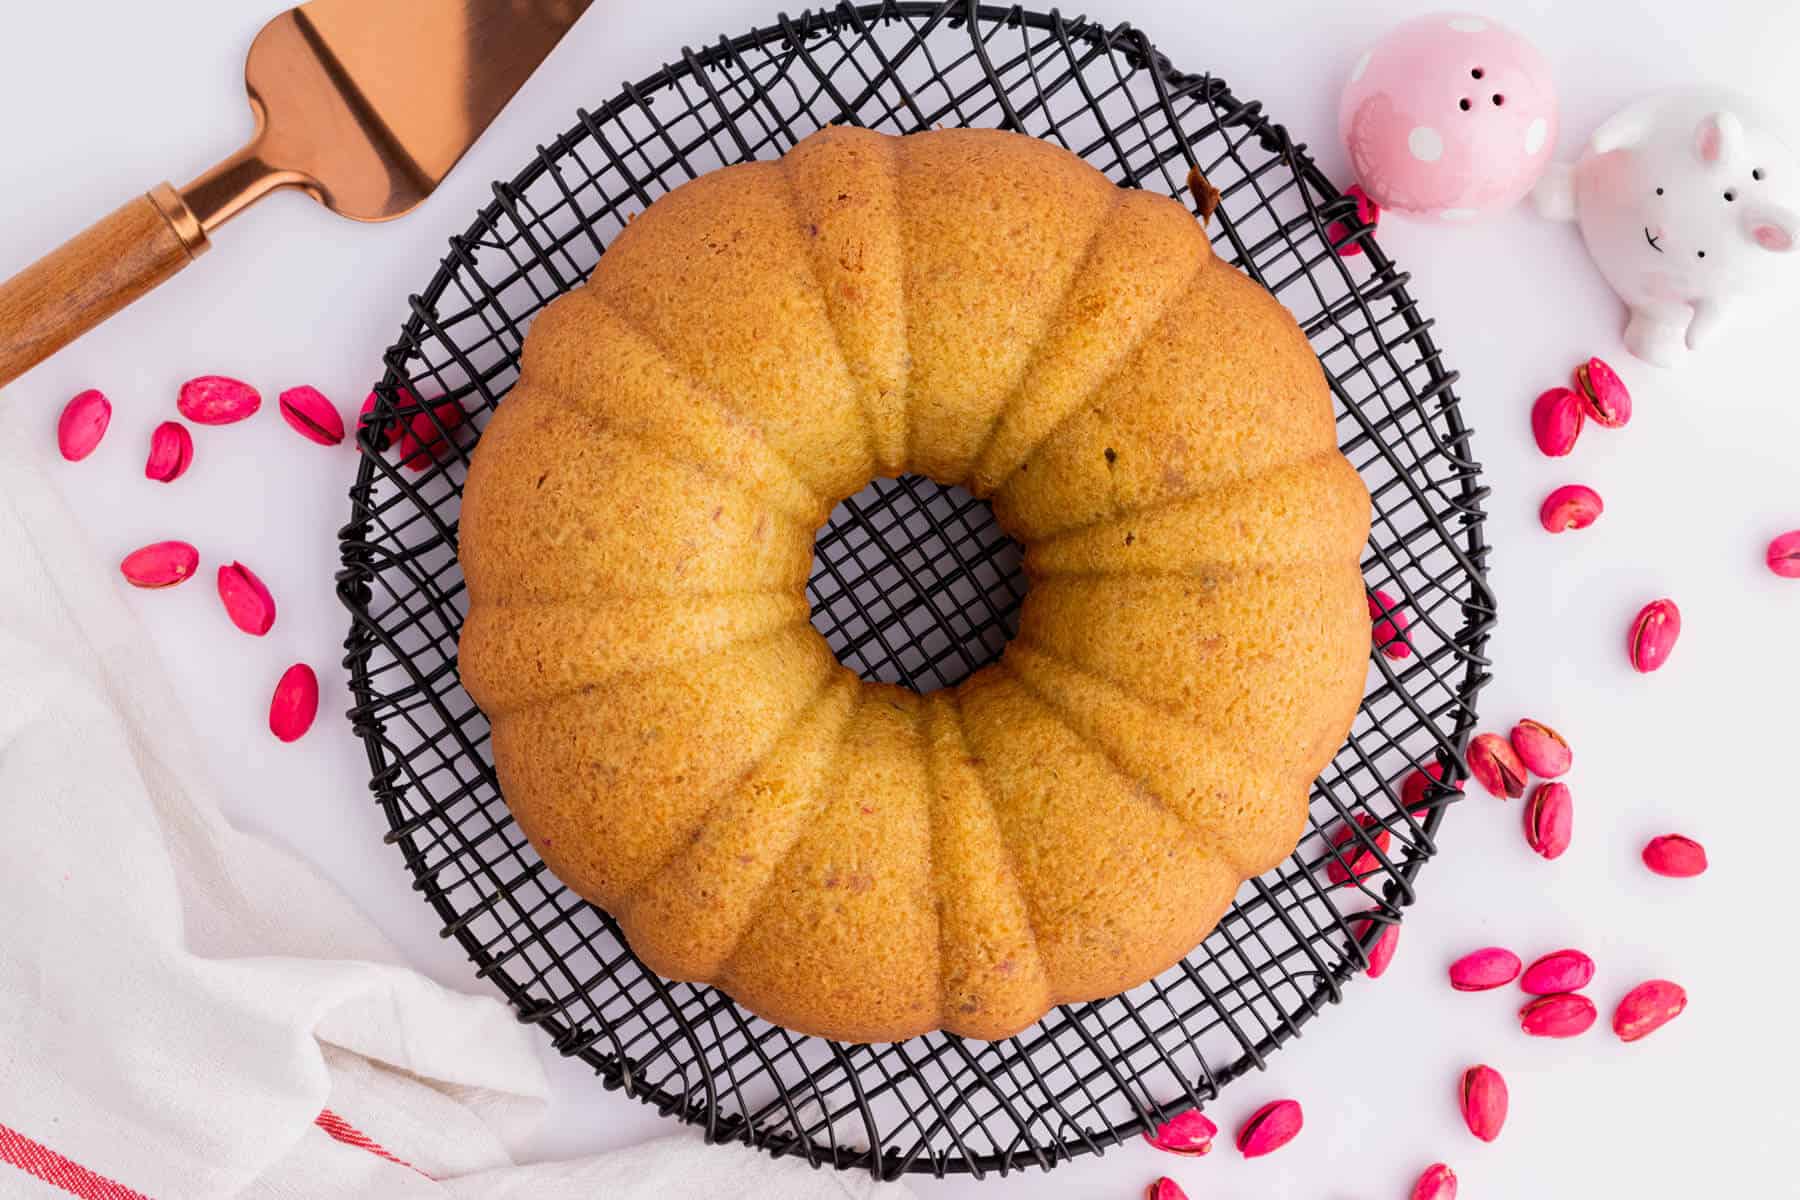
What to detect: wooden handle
<box><xmin>0</xmin><ymin>185</ymin><xmax>209</xmax><ymax>387</ymax></box>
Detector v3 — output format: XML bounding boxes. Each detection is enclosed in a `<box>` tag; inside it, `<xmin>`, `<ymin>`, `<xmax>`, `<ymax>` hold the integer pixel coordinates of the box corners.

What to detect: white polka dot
<box><xmin>1350</xmin><ymin>50</ymin><xmax>1372</xmax><ymax>83</ymax></box>
<box><xmin>1409</xmin><ymin>126</ymin><xmax>1445</xmax><ymax>162</ymax></box>
<box><xmin>1448</xmin><ymin>15</ymin><xmax>1489</xmax><ymax>32</ymax></box>
<box><xmin>1524</xmin><ymin>117</ymin><xmax>1548</xmax><ymax>155</ymax></box>
<box><xmin>1440</xmin><ymin>208</ymin><xmax>1478</xmax><ymax>221</ymax></box>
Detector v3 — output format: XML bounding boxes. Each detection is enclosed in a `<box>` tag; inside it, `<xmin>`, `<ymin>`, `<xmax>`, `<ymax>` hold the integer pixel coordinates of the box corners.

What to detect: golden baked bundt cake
<box><xmin>458</xmin><ymin>125</ymin><xmax>1372</xmax><ymax>1044</ymax></box>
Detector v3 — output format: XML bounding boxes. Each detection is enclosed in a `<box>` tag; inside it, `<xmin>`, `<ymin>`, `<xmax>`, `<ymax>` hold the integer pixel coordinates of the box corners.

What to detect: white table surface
<box><xmin>4</xmin><ymin>0</ymin><xmax>1797</xmax><ymax>1194</ymax></box>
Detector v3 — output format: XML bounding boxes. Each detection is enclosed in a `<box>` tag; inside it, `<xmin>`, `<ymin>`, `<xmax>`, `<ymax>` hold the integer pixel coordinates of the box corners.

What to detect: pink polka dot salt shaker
<box><xmin>1340</xmin><ymin>12</ymin><xmax>1557</xmax><ymax>221</ymax></box>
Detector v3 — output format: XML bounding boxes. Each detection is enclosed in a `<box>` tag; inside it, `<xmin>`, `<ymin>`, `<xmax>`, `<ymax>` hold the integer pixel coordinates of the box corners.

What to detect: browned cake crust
<box><xmin>458</xmin><ymin>126</ymin><xmax>1371</xmax><ymax>1044</ymax></box>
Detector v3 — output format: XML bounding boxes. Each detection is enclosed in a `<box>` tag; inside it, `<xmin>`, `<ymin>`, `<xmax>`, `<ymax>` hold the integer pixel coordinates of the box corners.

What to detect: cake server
<box><xmin>0</xmin><ymin>0</ymin><xmax>592</xmax><ymax>387</ymax></box>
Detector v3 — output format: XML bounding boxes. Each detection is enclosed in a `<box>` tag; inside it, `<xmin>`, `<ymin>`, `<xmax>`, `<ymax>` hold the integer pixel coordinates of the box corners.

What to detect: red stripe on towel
<box><xmin>0</xmin><ymin>1120</ymin><xmax>153</xmax><ymax>1200</ymax></box>
<box><xmin>314</xmin><ymin>1109</ymin><xmax>432</xmax><ymax>1179</ymax></box>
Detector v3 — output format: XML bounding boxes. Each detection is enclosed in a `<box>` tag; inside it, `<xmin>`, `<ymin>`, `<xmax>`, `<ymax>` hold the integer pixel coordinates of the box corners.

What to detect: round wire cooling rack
<box><xmin>338</xmin><ymin>0</ymin><xmax>1495</xmax><ymax>1181</ymax></box>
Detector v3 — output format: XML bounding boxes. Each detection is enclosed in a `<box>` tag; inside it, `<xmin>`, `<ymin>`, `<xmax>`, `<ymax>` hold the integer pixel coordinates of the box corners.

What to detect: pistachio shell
<box><xmin>1459</xmin><ymin>1064</ymin><xmax>1508</xmax><ymax>1142</ymax></box>
<box><xmin>1523</xmin><ymin>782</ymin><xmax>1574</xmax><ymax>860</ymax></box>
<box><xmin>269</xmin><ymin>663</ymin><xmax>320</xmax><ymax>743</ymax></box>
<box><xmin>1352</xmin><ymin>914</ymin><xmax>1400</xmax><ymax>978</ymax></box>
<box><xmin>1143</xmin><ymin>1109</ymin><xmax>1217</xmax><ymax>1157</ymax></box>
<box><xmin>1449</xmin><ymin>946</ymin><xmax>1522</xmax><ymax>992</ymax></box>
<box><xmin>1531</xmin><ymin>386</ymin><xmax>1585</xmax><ymax>456</ymax></box>
<box><xmin>58</xmin><ymin>389</ymin><xmax>112</xmax><ymax>462</ymax></box>
<box><xmin>1411</xmin><ymin>1163</ymin><xmax>1458</xmax><ymax>1200</ymax></box>
<box><xmin>1641</xmin><ymin>834</ymin><xmax>1708</xmax><ymax>878</ymax></box>
<box><xmin>145</xmin><ymin>421</ymin><xmax>194</xmax><ymax>483</ymax></box>
<box><xmin>1327</xmin><ymin>183</ymin><xmax>1381</xmax><ymax>257</ymax></box>
<box><xmin>278</xmin><ymin>386</ymin><xmax>346</xmax><ymax>447</ymax></box>
<box><xmin>1766</xmin><ymin>530</ymin><xmax>1800</xmax><ymax>578</ymax></box>
<box><xmin>1400</xmin><ymin>761</ymin><xmax>1457</xmax><ymax>818</ymax></box>
<box><xmin>1575</xmin><ymin>356</ymin><xmax>1632</xmax><ymax>427</ymax></box>
<box><xmin>1325</xmin><ymin>813</ymin><xmax>1392</xmax><ymax>885</ymax></box>
<box><xmin>1613</xmin><ymin>979</ymin><xmax>1687</xmax><ymax>1042</ymax></box>
<box><xmin>358</xmin><ymin>390</ymin><xmax>403</xmax><ymax>450</ymax></box>
<box><xmin>1235</xmin><ymin>1098</ymin><xmax>1303</xmax><ymax>1158</ymax></box>
<box><xmin>1628</xmin><ymin>598</ymin><xmax>1681</xmax><ymax>673</ymax></box>
<box><xmin>1510</xmin><ymin>718</ymin><xmax>1572</xmax><ymax>778</ymax></box>
<box><xmin>1519</xmin><ymin>992</ymin><xmax>1597</xmax><ymax>1038</ymax></box>
<box><xmin>1467</xmin><ymin>733</ymin><xmax>1527</xmax><ymax>799</ymax></box>
<box><xmin>1540</xmin><ymin>483</ymin><xmax>1604</xmax><ymax>532</ymax></box>
<box><xmin>1521</xmin><ymin>948</ymin><xmax>1595</xmax><ymax>995</ymax></box>
<box><xmin>1368</xmin><ymin>588</ymin><xmax>1413</xmax><ymax>660</ymax></box>
<box><xmin>178</xmin><ymin>375</ymin><xmax>262</xmax><ymax>425</ymax></box>
<box><xmin>395</xmin><ymin>400</ymin><xmax>466</xmax><ymax>471</ymax></box>
<box><xmin>217</xmin><ymin>561</ymin><xmax>277</xmax><ymax>636</ymax></box>
<box><xmin>120</xmin><ymin>541</ymin><xmax>200</xmax><ymax>589</ymax></box>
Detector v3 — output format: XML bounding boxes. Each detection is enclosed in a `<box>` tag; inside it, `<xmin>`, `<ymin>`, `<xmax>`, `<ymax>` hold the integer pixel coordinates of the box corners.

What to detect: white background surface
<box><xmin>3</xmin><ymin>0</ymin><xmax>1797</xmax><ymax>1195</ymax></box>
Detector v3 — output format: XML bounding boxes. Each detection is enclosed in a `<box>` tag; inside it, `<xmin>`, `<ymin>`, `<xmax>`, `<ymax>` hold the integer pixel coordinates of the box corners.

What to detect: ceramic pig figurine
<box><xmin>1534</xmin><ymin>90</ymin><xmax>1798</xmax><ymax>367</ymax></box>
<box><xmin>1341</xmin><ymin>12</ymin><xmax>1558</xmax><ymax>221</ymax></box>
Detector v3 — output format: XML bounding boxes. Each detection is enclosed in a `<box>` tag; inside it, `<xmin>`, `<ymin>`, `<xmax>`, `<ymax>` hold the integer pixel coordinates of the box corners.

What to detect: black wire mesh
<box><xmin>337</xmin><ymin>1</ymin><xmax>1494</xmax><ymax>1180</ymax></box>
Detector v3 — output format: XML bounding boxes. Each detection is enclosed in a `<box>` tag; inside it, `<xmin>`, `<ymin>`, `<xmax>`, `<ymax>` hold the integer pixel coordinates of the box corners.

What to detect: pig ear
<box><xmin>1744</xmin><ymin>205</ymin><xmax>1797</xmax><ymax>252</ymax></box>
<box><xmin>1589</xmin><ymin>107</ymin><xmax>1649</xmax><ymax>155</ymax></box>
<box><xmin>1695</xmin><ymin>111</ymin><xmax>1745</xmax><ymax>165</ymax></box>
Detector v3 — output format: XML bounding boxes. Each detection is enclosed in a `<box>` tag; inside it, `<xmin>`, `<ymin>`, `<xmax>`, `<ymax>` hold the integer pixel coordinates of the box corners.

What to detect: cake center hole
<box><xmin>808</xmin><ymin>475</ymin><xmax>1027</xmax><ymax>693</ymax></box>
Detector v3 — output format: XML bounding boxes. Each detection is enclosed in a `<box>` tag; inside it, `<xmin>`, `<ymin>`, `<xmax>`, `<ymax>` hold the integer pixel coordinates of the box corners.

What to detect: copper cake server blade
<box><xmin>0</xmin><ymin>0</ymin><xmax>592</xmax><ymax>386</ymax></box>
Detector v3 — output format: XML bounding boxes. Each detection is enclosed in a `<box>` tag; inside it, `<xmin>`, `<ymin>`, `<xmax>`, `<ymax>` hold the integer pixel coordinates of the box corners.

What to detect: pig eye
<box><xmin>1459</xmin><ymin>98</ymin><xmax>1472</xmax><ymax>112</ymax></box>
<box><xmin>1725</xmin><ymin>190</ymin><xmax>1736</xmax><ymax>202</ymax></box>
<box><xmin>1655</xmin><ymin>187</ymin><xmax>1665</xmax><ymax>196</ymax></box>
<box><xmin>1491</xmin><ymin>94</ymin><xmax>1505</xmax><ymax>106</ymax></box>
<box><xmin>1697</xmin><ymin>250</ymin><xmax>1707</xmax><ymax>258</ymax></box>
<box><xmin>1471</xmin><ymin>67</ymin><xmax>1485</xmax><ymax>80</ymax></box>
<box><xmin>1754</xmin><ymin>167</ymin><xmax>1766</xmax><ymax>181</ymax></box>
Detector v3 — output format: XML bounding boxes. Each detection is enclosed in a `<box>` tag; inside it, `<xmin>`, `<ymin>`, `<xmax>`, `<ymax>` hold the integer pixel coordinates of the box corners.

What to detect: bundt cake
<box><xmin>457</xmin><ymin>125</ymin><xmax>1372</xmax><ymax>1044</ymax></box>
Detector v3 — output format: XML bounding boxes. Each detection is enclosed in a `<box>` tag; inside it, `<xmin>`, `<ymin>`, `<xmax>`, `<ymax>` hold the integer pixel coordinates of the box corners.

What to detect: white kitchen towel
<box><xmin>0</xmin><ymin>401</ymin><xmax>907</xmax><ymax>1200</ymax></box>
